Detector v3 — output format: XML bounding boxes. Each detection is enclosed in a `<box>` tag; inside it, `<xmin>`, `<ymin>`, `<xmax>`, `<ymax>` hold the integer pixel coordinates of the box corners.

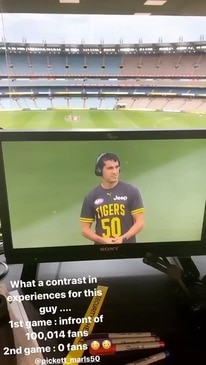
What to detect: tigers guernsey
<box><xmin>80</xmin><ymin>153</ymin><xmax>144</xmax><ymax>244</ymax></box>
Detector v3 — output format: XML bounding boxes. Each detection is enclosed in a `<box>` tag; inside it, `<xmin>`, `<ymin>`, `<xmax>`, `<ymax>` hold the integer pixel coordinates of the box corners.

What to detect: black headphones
<box><xmin>95</xmin><ymin>152</ymin><xmax>121</xmax><ymax>176</ymax></box>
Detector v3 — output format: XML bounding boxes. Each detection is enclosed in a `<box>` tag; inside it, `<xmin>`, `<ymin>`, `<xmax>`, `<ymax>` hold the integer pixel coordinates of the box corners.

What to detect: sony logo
<box><xmin>100</xmin><ymin>247</ymin><xmax>119</xmax><ymax>252</ymax></box>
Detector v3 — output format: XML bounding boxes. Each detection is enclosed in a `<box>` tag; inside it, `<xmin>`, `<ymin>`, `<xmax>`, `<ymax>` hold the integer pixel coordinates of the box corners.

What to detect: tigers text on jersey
<box><xmin>80</xmin><ymin>181</ymin><xmax>144</xmax><ymax>243</ymax></box>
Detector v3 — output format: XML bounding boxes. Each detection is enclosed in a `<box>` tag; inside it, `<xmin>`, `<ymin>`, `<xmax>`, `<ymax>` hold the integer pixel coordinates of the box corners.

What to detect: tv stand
<box><xmin>20</xmin><ymin>263</ymin><xmax>38</xmax><ymax>282</ymax></box>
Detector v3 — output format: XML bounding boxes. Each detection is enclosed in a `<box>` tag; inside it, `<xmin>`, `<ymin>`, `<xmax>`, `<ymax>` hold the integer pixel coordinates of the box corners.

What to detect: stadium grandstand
<box><xmin>1</xmin><ymin>40</ymin><xmax>206</xmax><ymax>118</ymax></box>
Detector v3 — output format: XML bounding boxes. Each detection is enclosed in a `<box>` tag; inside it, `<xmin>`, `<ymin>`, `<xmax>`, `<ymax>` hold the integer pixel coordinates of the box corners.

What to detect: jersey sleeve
<box><xmin>80</xmin><ymin>196</ymin><xmax>95</xmax><ymax>224</ymax></box>
<box><xmin>130</xmin><ymin>187</ymin><xmax>144</xmax><ymax>215</ymax></box>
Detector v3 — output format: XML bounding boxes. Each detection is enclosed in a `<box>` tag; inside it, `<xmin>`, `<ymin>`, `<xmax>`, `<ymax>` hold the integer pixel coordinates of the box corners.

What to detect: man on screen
<box><xmin>80</xmin><ymin>153</ymin><xmax>144</xmax><ymax>244</ymax></box>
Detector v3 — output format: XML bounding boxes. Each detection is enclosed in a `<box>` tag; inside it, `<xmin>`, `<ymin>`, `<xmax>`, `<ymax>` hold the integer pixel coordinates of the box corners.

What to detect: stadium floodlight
<box><xmin>144</xmin><ymin>0</ymin><xmax>167</xmax><ymax>5</ymax></box>
<box><xmin>59</xmin><ymin>0</ymin><xmax>80</xmax><ymax>3</ymax></box>
<box><xmin>176</xmin><ymin>46</ymin><xmax>188</xmax><ymax>50</ymax></box>
<box><xmin>119</xmin><ymin>48</ymin><xmax>135</xmax><ymax>53</ymax></box>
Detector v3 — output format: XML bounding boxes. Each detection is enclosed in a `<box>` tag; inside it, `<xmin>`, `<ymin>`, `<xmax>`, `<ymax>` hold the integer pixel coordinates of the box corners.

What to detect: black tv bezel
<box><xmin>0</xmin><ymin>128</ymin><xmax>206</xmax><ymax>264</ymax></box>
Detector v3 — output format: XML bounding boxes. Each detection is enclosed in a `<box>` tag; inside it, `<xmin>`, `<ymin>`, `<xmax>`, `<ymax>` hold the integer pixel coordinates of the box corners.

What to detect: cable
<box><xmin>0</xmin><ymin>260</ymin><xmax>9</xmax><ymax>280</ymax></box>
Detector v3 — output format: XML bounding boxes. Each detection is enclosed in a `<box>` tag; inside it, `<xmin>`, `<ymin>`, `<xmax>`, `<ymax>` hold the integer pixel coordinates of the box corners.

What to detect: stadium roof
<box><xmin>1</xmin><ymin>40</ymin><xmax>206</xmax><ymax>55</ymax></box>
<box><xmin>0</xmin><ymin>0</ymin><xmax>206</xmax><ymax>16</ymax></box>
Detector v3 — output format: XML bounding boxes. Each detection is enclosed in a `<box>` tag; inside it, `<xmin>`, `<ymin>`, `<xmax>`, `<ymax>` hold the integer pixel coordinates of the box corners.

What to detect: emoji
<box><xmin>90</xmin><ymin>340</ymin><xmax>100</xmax><ymax>350</ymax></box>
<box><xmin>102</xmin><ymin>339</ymin><xmax>112</xmax><ymax>350</ymax></box>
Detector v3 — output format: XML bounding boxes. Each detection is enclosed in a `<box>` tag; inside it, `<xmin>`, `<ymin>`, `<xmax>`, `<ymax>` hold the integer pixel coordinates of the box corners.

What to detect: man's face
<box><xmin>102</xmin><ymin>159</ymin><xmax>120</xmax><ymax>183</ymax></box>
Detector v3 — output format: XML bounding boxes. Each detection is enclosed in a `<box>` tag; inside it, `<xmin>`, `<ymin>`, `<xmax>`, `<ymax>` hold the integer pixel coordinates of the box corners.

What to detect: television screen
<box><xmin>0</xmin><ymin>129</ymin><xmax>205</xmax><ymax>263</ymax></box>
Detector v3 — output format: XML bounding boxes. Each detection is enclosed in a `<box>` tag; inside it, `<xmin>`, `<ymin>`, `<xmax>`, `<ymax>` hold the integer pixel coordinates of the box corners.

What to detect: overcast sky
<box><xmin>1</xmin><ymin>13</ymin><xmax>206</xmax><ymax>44</ymax></box>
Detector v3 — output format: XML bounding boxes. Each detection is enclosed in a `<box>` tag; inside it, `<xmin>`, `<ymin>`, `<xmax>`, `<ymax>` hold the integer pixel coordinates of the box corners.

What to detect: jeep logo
<box><xmin>113</xmin><ymin>195</ymin><xmax>127</xmax><ymax>201</ymax></box>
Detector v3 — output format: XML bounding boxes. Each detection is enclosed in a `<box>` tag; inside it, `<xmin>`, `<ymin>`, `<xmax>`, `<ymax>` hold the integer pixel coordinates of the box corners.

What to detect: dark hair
<box><xmin>95</xmin><ymin>152</ymin><xmax>120</xmax><ymax>176</ymax></box>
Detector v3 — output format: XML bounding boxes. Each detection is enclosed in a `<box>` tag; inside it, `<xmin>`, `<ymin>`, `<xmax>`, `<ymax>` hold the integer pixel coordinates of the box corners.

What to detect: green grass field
<box><xmin>0</xmin><ymin>109</ymin><xmax>206</xmax><ymax>129</ymax></box>
<box><xmin>2</xmin><ymin>139</ymin><xmax>206</xmax><ymax>248</ymax></box>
